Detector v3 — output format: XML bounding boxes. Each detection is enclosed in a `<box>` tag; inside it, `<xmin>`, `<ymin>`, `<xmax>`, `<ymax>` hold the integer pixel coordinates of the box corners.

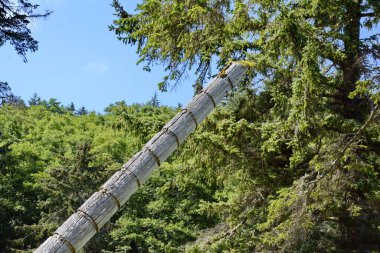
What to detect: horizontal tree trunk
<box><xmin>34</xmin><ymin>62</ymin><xmax>247</xmax><ymax>253</ymax></box>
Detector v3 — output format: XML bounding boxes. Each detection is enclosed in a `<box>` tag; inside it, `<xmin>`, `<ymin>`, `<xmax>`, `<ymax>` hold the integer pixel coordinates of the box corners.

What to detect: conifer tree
<box><xmin>66</xmin><ymin>102</ymin><xmax>75</xmax><ymax>113</ymax></box>
<box><xmin>111</xmin><ymin>0</ymin><xmax>380</xmax><ymax>251</ymax></box>
<box><xmin>0</xmin><ymin>0</ymin><xmax>51</xmax><ymax>62</ymax></box>
<box><xmin>76</xmin><ymin>106</ymin><xmax>88</xmax><ymax>116</ymax></box>
<box><xmin>149</xmin><ymin>92</ymin><xmax>160</xmax><ymax>107</ymax></box>
<box><xmin>0</xmin><ymin>82</ymin><xmax>12</xmax><ymax>105</ymax></box>
<box><xmin>29</xmin><ymin>93</ymin><xmax>41</xmax><ymax>106</ymax></box>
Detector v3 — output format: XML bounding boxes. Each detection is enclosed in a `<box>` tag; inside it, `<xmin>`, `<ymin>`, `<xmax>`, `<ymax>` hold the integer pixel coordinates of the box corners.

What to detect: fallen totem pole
<box><xmin>35</xmin><ymin>62</ymin><xmax>247</xmax><ymax>253</ymax></box>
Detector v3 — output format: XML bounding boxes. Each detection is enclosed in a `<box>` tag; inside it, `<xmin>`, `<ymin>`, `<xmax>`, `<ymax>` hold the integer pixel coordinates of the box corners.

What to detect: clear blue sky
<box><xmin>0</xmin><ymin>0</ymin><xmax>196</xmax><ymax>112</ymax></box>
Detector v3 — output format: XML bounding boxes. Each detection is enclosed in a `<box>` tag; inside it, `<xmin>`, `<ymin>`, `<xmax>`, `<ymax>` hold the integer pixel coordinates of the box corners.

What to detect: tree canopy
<box><xmin>0</xmin><ymin>99</ymin><xmax>181</xmax><ymax>252</ymax></box>
<box><xmin>0</xmin><ymin>0</ymin><xmax>51</xmax><ymax>107</ymax></box>
<box><xmin>1</xmin><ymin>0</ymin><xmax>380</xmax><ymax>252</ymax></box>
<box><xmin>109</xmin><ymin>0</ymin><xmax>380</xmax><ymax>251</ymax></box>
<box><xmin>0</xmin><ymin>0</ymin><xmax>51</xmax><ymax>62</ymax></box>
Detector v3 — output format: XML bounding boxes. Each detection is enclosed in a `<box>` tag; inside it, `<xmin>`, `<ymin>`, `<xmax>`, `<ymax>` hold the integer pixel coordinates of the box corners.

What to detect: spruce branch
<box><xmin>306</xmin><ymin>101</ymin><xmax>380</xmax><ymax>192</ymax></box>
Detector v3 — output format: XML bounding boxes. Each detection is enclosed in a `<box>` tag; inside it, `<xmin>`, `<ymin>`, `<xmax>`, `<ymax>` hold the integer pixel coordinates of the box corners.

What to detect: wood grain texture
<box><xmin>34</xmin><ymin>63</ymin><xmax>247</xmax><ymax>253</ymax></box>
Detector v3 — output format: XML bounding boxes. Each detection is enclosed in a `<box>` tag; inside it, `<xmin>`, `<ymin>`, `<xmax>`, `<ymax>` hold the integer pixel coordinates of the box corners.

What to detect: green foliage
<box><xmin>109</xmin><ymin>0</ymin><xmax>380</xmax><ymax>251</ymax></box>
<box><xmin>105</xmin><ymin>101</ymin><xmax>177</xmax><ymax>143</ymax></box>
<box><xmin>109</xmin><ymin>163</ymin><xmax>217</xmax><ymax>252</ymax></box>
<box><xmin>2</xmin><ymin>0</ymin><xmax>380</xmax><ymax>252</ymax></box>
<box><xmin>0</xmin><ymin>102</ymin><xmax>179</xmax><ymax>252</ymax></box>
<box><xmin>0</xmin><ymin>0</ymin><xmax>51</xmax><ymax>62</ymax></box>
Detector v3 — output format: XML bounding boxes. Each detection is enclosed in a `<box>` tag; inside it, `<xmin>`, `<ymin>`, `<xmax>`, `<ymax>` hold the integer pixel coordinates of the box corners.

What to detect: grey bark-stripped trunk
<box><xmin>34</xmin><ymin>63</ymin><xmax>247</xmax><ymax>253</ymax></box>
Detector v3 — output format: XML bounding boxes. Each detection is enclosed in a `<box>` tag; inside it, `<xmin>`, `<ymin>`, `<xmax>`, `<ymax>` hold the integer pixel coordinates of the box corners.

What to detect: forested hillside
<box><xmin>1</xmin><ymin>86</ymin><xmax>380</xmax><ymax>252</ymax></box>
<box><xmin>1</xmin><ymin>0</ymin><xmax>380</xmax><ymax>252</ymax></box>
<box><xmin>0</xmin><ymin>100</ymin><xmax>190</xmax><ymax>252</ymax></box>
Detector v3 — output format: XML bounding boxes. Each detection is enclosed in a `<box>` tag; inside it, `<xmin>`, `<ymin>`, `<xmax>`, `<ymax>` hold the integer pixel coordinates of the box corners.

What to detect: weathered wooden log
<box><xmin>34</xmin><ymin>62</ymin><xmax>247</xmax><ymax>253</ymax></box>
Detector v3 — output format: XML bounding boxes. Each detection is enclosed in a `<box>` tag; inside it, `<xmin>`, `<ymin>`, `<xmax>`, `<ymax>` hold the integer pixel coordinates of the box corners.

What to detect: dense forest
<box><xmin>1</xmin><ymin>0</ymin><xmax>380</xmax><ymax>252</ymax></box>
<box><xmin>0</xmin><ymin>97</ymin><xmax>186</xmax><ymax>251</ymax></box>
